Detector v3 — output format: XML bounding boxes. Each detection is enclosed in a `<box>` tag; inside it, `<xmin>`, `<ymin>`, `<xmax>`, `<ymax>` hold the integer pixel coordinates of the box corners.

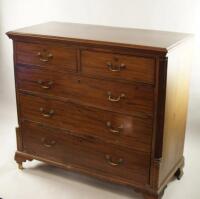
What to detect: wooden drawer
<box><xmin>15</xmin><ymin>42</ymin><xmax>77</xmax><ymax>72</ymax></box>
<box><xmin>81</xmin><ymin>50</ymin><xmax>155</xmax><ymax>84</ymax></box>
<box><xmin>19</xmin><ymin>94</ymin><xmax>153</xmax><ymax>153</ymax></box>
<box><xmin>17</xmin><ymin>66</ymin><xmax>154</xmax><ymax>117</ymax></box>
<box><xmin>21</xmin><ymin>121</ymin><xmax>151</xmax><ymax>185</ymax></box>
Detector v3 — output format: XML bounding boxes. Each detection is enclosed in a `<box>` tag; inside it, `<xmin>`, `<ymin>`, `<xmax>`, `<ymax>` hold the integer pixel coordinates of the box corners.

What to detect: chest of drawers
<box><xmin>7</xmin><ymin>22</ymin><xmax>193</xmax><ymax>199</ymax></box>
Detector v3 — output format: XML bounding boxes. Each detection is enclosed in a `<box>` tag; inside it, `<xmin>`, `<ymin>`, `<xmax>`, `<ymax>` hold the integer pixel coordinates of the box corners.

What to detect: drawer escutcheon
<box><xmin>106</xmin><ymin>62</ymin><xmax>126</xmax><ymax>72</ymax></box>
<box><xmin>105</xmin><ymin>154</ymin><xmax>124</xmax><ymax>166</ymax></box>
<box><xmin>37</xmin><ymin>50</ymin><xmax>53</xmax><ymax>62</ymax></box>
<box><xmin>106</xmin><ymin>121</ymin><xmax>124</xmax><ymax>135</ymax></box>
<box><xmin>37</xmin><ymin>80</ymin><xmax>54</xmax><ymax>89</ymax></box>
<box><xmin>107</xmin><ymin>91</ymin><xmax>125</xmax><ymax>102</ymax></box>
<box><xmin>41</xmin><ymin>137</ymin><xmax>56</xmax><ymax>148</ymax></box>
<box><xmin>39</xmin><ymin>107</ymin><xmax>55</xmax><ymax>118</ymax></box>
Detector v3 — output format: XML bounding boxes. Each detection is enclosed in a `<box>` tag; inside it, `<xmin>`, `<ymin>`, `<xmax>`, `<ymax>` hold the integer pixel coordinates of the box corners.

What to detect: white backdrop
<box><xmin>0</xmin><ymin>0</ymin><xmax>200</xmax><ymax>129</ymax></box>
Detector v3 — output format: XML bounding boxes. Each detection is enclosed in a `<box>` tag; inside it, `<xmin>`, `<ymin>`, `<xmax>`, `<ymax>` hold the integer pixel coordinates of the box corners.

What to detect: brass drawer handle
<box><xmin>105</xmin><ymin>154</ymin><xmax>123</xmax><ymax>166</ymax></box>
<box><xmin>107</xmin><ymin>91</ymin><xmax>125</xmax><ymax>102</ymax></box>
<box><xmin>41</xmin><ymin>137</ymin><xmax>56</xmax><ymax>148</ymax></box>
<box><xmin>37</xmin><ymin>80</ymin><xmax>54</xmax><ymax>89</ymax></box>
<box><xmin>106</xmin><ymin>121</ymin><xmax>123</xmax><ymax>134</ymax></box>
<box><xmin>37</xmin><ymin>50</ymin><xmax>53</xmax><ymax>62</ymax></box>
<box><xmin>39</xmin><ymin>107</ymin><xmax>54</xmax><ymax>118</ymax></box>
<box><xmin>107</xmin><ymin>62</ymin><xmax>126</xmax><ymax>72</ymax></box>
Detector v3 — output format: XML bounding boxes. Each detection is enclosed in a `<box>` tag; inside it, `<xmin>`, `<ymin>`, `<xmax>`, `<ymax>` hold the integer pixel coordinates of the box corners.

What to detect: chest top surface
<box><xmin>7</xmin><ymin>22</ymin><xmax>192</xmax><ymax>54</ymax></box>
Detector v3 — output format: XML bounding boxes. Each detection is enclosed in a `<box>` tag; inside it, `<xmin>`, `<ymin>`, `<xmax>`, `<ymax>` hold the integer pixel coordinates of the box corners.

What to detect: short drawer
<box><xmin>15</xmin><ymin>42</ymin><xmax>77</xmax><ymax>72</ymax></box>
<box><xmin>81</xmin><ymin>50</ymin><xmax>155</xmax><ymax>84</ymax></box>
<box><xmin>21</xmin><ymin>121</ymin><xmax>151</xmax><ymax>185</ymax></box>
<box><xmin>17</xmin><ymin>66</ymin><xmax>154</xmax><ymax>117</ymax></box>
<box><xmin>19</xmin><ymin>94</ymin><xmax>153</xmax><ymax>153</ymax></box>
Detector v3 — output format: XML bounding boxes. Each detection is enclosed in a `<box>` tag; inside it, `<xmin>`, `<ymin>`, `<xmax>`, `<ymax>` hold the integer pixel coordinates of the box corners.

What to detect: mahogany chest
<box><xmin>7</xmin><ymin>22</ymin><xmax>193</xmax><ymax>199</ymax></box>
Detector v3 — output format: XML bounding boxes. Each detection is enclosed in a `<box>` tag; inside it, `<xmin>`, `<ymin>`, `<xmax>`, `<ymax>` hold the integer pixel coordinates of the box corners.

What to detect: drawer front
<box><xmin>17</xmin><ymin>66</ymin><xmax>154</xmax><ymax>117</ymax></box>
<box><xmin>21</xmin><ymin>121</ymin><xmax>151</xmax><ymax>185</ymax></box>
<box><xmin>19</xmin><ymin>94</ymin><xmax>153</xmax><ymax>153</ymax></box>
<box><xmin>15</xmin><ymin>42</ymin><xmax>77</xmax><ymax>72</ymax></box>
<box><xmin>81</xmin><ymin>50</ymin><xmax>155</xmax><ymax>84</ymax></box>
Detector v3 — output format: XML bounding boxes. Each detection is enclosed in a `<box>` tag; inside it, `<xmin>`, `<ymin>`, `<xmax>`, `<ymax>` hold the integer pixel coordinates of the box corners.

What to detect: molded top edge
<box><xmin>7</xmin><ymin>22</ymin><xmax>193</xmax><ymax>54</ymax></box>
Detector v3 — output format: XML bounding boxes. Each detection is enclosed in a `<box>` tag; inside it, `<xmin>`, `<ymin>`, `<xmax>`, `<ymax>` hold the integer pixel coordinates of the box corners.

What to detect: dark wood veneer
<box><xmin>19</xmin><ymin>93</ymin><xmax>152</xmax><ymax>153</ymax></box>
<box><xmin>16</xmin><ymin>41</ymin><xmax>77</xmax><ymax>72</ymax></box>
<box><xmin>21</xmin><ymin>121</ymin><xmax>150</xmax><ymax>185</ymax></box>
<box><xmin>7</xmin><ymin>22</ymin><xmax>193</xmax><ymax>199</ymax></box>
<box><xmin>81</xmin><ymin>50</ymin><xmax>155</xmax><ymax>84</ymax></box>
<box><xmin>16</xmin><ymin>65</ymin><xmax>154</xmax><ymax>117</ymax></box>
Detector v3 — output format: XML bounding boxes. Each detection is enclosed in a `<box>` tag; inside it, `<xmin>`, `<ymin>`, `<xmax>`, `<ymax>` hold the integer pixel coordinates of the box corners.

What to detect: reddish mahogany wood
<box><xmin>15</xmin><ymin>42</ymin><xmax>77</xmax><ymax>72</ymax></box>
<box><xmin>6</xmin><ymin>22</ymin><xmax>192</xmax><ymax>53</ymax></box>
<box><xmin>19</xmin><ymin>93</ymin><xmax>152</xmax><ymax>153</ymax></box>
<box><xmin>21</xmin><ymin>121</ymin><xmax>150</xmax><ymax>185</ymax></box>
<box><xmin>81</xmin><ymin>50</ymin><xmax>155</xmax><ymax>84</ymax></box>
<box><xmin>16</xmin><ymin>65</ymin><xmax>154</xmax><ymax>117</ymax></box>
<box><xmin>7</xmin><ymin>22</ymin><xmax>193</xmax><ymax>199</ymax></box>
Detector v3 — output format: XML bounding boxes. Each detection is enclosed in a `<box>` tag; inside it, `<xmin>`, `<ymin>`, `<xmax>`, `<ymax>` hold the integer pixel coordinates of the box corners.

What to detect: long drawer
<box><xmin>19</xmin><ymin>94</ymin><xmax>153</xmax><ymax>153</ymax></box>
<box><xmin>16</xmin><ymin>66</ymin><xmax>154</xmax><ymax>117</ymax></box>
<box><xmin>21</xmin><ymin>121</ymin><xmax>151</xmax><ymax>185</ymax></box>
<box><xmin>81</xmin><ymin>50</ymin><xmax>155</xmax><ymax>84</ymax></box>
<box><xmin>15</xmin><ymin>42</ymin><xmax>77</xmax><ymax>72</ymax></box>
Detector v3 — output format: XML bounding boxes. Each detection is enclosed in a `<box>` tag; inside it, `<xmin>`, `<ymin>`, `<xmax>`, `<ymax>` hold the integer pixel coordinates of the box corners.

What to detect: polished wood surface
<box><xmin>7</xmin><ymin>22</ymin><xmax>191</xmax><ymax>53</ymax></box>
<box><xmin>16</xmin><ymin>42</ymin><xmax>77</xmax><ymax>72</ymax></box>
<box><xmin>16</xmin><ymin>66</ymin><xmax>154</xmax><ymax>117</ymax></box>
<box><xmin>157</xmin><ymin>39</ymin><xmax>193</xmax><ymax>189</ymax></box>
<box><xmin>7</xmin><ymin>22</ymin><xmax>193</xmax><ymax>199</ymax></box>
<box><xmin>81</xmin><ymin>50</ymin><xmax>155</xmax><ymax>84</ymax></box>
<box><xmin>22</xmin><ymin>121</ymin><xmax>150</xmax><ymax>185</ymax></box>
<box><xmin>19</xmin><ymin>93</ymin><xmax>152</xmax><ymax>153</ymax></box>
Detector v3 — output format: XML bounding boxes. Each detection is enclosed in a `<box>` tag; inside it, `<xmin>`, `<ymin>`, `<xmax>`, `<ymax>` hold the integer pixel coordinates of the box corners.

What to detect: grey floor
<box><xmin>0</xmin><ymin>100</ymin><xmax>200</xmax><ymax>199</ymax></box>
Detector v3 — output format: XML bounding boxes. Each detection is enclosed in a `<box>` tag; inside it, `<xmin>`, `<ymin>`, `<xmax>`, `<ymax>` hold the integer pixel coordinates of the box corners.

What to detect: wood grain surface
<box><xmin>7</xmin><ymin>22</ymin><xmax>193</xmax><ymax>199</ymax></box>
